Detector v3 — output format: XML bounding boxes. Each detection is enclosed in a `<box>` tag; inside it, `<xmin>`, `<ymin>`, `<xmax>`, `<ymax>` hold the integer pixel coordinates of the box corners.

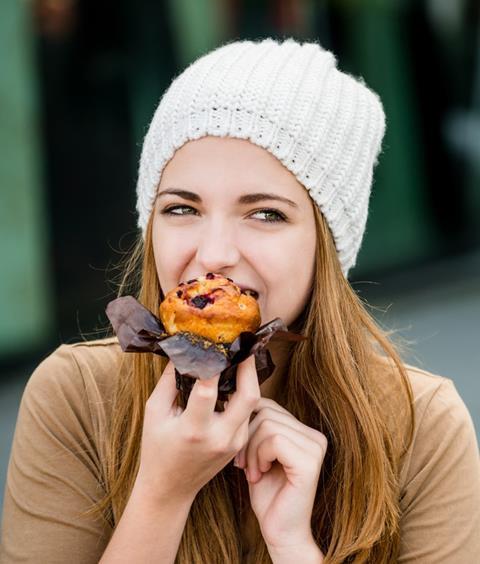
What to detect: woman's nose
<box><xmin>195</xmin><ymin>222</ymin><xmax>241</xmax><ymax>273</ymax></box>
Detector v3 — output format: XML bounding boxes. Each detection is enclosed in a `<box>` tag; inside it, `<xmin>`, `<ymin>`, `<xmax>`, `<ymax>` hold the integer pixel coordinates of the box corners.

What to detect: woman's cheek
<box><xmin>154</xmin><ymin>233</ymin><xmax>195</xmax><ymax>288</ymax></box>
<box><xmin>262</xmin><ymin>240</ymin><xmax>313</xmax><ymax>324</ymax></box>
<box><xmin>250</xmin><ymin>257</ymin><xmax>293</xmax><ymax>322</ymax></box>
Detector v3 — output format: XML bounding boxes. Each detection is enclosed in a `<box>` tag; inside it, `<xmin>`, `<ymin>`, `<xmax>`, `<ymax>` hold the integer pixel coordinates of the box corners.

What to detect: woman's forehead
<box><xmin>160</xmin><ymin>136</ymin><xmax>310</xmax><ymax>203</ymax></box>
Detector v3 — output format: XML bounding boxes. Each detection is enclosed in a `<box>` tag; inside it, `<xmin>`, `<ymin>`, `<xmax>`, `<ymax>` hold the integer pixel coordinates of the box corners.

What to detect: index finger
<box><xmin>222</xmin><ymin>355</ymin><xmax>260</xmax><ymax>430</ymax></box>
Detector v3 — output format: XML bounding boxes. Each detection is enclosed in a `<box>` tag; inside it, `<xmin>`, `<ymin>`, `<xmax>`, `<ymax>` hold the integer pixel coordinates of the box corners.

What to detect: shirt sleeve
<box><xmin>0</xmin><ymin>345</ymin><xmax>113</xmax><ymax>564</ymax></box>
<box><xmin>398</xmin><ymin>378</ymin><xmax>480</xmax><ymax>563</ymax></box>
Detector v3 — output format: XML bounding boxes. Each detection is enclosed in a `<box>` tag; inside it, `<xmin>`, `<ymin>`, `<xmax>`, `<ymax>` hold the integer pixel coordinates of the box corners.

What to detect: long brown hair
<box><xmin>86</xmin><ymin>202</ymin><xmax>415</xmax><ymax>563</ymax></box>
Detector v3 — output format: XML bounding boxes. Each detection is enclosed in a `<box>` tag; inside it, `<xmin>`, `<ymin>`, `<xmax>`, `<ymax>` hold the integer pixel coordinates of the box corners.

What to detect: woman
<box><xmin>1</xmin><ymin>38</ymin><xmax>479</xmax><ymax>564</ymax></box>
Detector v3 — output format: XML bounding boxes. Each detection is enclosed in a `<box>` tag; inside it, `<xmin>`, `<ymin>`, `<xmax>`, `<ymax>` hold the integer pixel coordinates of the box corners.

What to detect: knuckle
<box><xmin>316</xmin><ymin>432</ymin><xmax>328</xmax><ymax>449</ymax></box>
<box><xmin>231</xmin><ymin>437</ymin><xmax>245</xmax><ymax>452</ymax></box>
<box><xmin>195</xmin><ymin>386</ymin><xmax>217</xmax><ymax>400</ymax></box>
<box><xmin>258</xmin><ymin>417</ymin><xmax>274</xmax><ymax>433</ymax></box>
<box><xmin>236</xmin><ymin>425</ymin><xmax>250</xmax><ymax>447</ymax></box>
<box><xmin>181</xmin><ymin>428</ymin><xmax>206</xmax><ymax>444</ymax></box>
<box><xmin>313</xmin><ymin>434</ymin><xmax>328</xmax><ymax>460</ymax></box>
<box><xmin>244</xmin><ymin>393</ymin><xmax>260</xmax><ymax>409</ymax></box>
<box><xmin>271</xmin><ymin>433</ymin><xmax>284</xmax><ymax>448</ymax></box>
<box><xmin>311</xmin><ymin>427</ymin><xmax>326</xmax><ymax>441</ymax></box>
<box><xmin>211</xmin><ymin>437</ymin><xmax>231</xmax><ymax>455</ymax></box>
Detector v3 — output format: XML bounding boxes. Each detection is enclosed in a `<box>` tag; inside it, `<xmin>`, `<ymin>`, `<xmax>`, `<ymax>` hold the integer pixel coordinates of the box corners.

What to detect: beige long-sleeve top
<box><xmin>1</xmin><ymin>337</ymin><xmax>479</xmax><ymax>563</ymax></box>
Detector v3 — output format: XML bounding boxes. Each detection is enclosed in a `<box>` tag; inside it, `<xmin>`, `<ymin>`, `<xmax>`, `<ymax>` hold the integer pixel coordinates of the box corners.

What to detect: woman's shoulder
<box><xmin>371</xmin><ymin>358</ymin><xmax>476</xmax><ymax>461</ymax></box>
<box><xmin>400</xmin><ymin>362</ymin><xmax>476</xmax><ymax>448</ymax></box>
<box><xmin>3</xmin><ymin>337</ymin><xmax>124</xmax><ymax>559</ymax></box>
<box><xmin>23</xmin><ymin>336</ymin><xmax>124</xmax><ymax>422</ymax></box>
<box><xmin>401</xmin><ymin>363</ymin><xmax>474</xmax><ymax>437</ymax></box>
<box><xmin>380</xmin><ymin>362</ymin><xmax>479</xmax><ymax>498</ymax></box>
<box><xmin>69</xmin><ymin>335</ymin><xmax>123</xmax><ymax>382</ymax></box>
<box><xmin>396</xmin><ymin>364</ymin><xmax>480</xmax><ymax>558</ymax></box>
<box><xmin>402</xmin><ymin>362</ymin><xmax>451</xmax><ymax>400</ymax></box>
<box><xmin>371</xmin><ymin>356</ymin><xmax>459</xmax><ymax>416</ymax></box>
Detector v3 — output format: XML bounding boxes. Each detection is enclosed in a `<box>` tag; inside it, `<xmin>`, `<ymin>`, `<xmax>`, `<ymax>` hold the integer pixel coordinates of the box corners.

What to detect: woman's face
<box><xmin>152</xmin><ymin>136</ymin><xmax>316</xmax><ymax>327</ymax></box>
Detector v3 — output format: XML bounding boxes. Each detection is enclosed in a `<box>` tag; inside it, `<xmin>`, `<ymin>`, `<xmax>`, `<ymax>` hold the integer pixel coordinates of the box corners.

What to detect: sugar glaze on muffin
<box><xmin>159</xmin><ymin>273</ymin><xmax>261</xmax><ymax>344</ymax></box>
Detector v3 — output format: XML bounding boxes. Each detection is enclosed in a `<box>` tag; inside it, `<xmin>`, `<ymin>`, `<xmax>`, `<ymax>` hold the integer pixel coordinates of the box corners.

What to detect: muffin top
<box><xmin>159</xmin><ymin>273</ymin><xmax>261</xmax><ymax>344</ymax></box>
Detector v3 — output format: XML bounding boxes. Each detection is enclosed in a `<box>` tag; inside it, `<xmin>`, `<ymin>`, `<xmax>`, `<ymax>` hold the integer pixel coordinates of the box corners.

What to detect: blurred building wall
<box><xmin>0</xmin><ymin>0</ymin><xmax>54</xmax><ymax>358</ymax></box>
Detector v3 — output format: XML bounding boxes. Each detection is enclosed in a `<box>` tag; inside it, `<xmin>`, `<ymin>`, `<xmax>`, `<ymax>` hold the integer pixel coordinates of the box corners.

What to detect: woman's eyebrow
<box><xmin>157</xmin><ymin>188</ymin><xmax>201</xmax><ymax>202</ymax></box>
<box><xmin>157</xmin><ymin>188</ymin><xmax>298</xmax><ymax>208</ymax></box>
<box><xmin>238</xmin><ymin>192</ymin><xmax>298</xmax><ymax>208</ymax></box>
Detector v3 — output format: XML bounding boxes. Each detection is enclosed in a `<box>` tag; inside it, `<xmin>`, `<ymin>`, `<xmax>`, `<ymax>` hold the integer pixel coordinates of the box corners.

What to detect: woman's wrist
<box><xmin>267</xmin><ymin>539</ymin><xmax>325</xmax><ymax>564</ymax></box>
<box><xmin>100</xmin><ymin>477</ymin><xmax>195</xmax><ymax>563</ymax></box>
<box><xmin>130</xmin><ymin>476</ymin><xmax>196</xmax><ymax>515</ymax></box>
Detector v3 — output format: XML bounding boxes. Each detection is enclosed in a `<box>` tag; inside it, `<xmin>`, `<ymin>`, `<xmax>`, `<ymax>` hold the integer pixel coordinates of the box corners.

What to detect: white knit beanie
<box><xmin>136</xmin><ymin>37</ymin><xmax>386</xmax><ymax>278</ymax></box>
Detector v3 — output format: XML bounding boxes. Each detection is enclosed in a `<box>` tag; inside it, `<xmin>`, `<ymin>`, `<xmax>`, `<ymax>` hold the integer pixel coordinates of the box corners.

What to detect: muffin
<box><xmin>159</xmin><ymin>273</ymin><xmax>261</xmax><ymax>344</ymax></box>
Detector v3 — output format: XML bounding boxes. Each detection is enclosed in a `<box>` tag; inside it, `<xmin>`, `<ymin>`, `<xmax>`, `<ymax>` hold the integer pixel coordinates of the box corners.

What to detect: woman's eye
<box><xmin>161</xmin><ymin>205</ymin><xmax>286</xmax><ymax>223</ymax></box>
<box><xmin>250</xmin><ymin>209</ymin><xmax>286</xmax><ymax>223</ymax></box>
<box><xmin>161</xmin><ymin>205</ymin><xmax>198</xmax><ymax>216</ymax></box>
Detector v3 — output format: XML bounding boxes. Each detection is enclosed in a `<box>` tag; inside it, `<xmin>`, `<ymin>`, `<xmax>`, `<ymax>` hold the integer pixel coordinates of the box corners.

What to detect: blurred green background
<box><xmin>1</xmin><ymin>0</ymin><xmax>479</xmax><ymax>360</ymax></box>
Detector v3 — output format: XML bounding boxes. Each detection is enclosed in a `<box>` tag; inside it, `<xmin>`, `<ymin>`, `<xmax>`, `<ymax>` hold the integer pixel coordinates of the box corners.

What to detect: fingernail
<box><xmin>233</xmin><ymin>455</ymin><xmax>240</xmax><ymax>468</ymax></box>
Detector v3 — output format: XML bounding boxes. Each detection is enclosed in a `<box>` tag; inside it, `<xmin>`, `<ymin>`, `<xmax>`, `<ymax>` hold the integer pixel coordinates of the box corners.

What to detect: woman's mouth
<box><xmin>240</xmin><ymin>288</ymin><xmax>259</xmax><ymax>300</ymax></box>
<box><xmin>235</xmin><ymin>282</ymin><xmax>259</xmax><ymax>300</ymax></box>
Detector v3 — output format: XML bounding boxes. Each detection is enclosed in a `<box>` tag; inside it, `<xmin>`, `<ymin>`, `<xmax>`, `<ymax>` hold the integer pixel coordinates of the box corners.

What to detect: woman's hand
<box><xmin>233</xmin><ymin>398</ymin><xmax>328</xmax><ymax>554</ymax></box>
<box><xmin>134</xmin><ymin>356</ymin><xmax>260</xmax><ymax>506</ymax></box>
